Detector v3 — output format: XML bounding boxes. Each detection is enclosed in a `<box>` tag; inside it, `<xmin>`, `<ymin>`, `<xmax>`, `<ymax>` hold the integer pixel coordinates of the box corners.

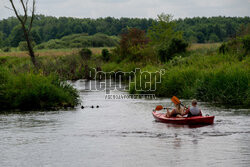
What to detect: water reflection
<box><xmin>0</xmin><ymin>80</ymin><xmax>249</xmax><ymax>167</ymax></box>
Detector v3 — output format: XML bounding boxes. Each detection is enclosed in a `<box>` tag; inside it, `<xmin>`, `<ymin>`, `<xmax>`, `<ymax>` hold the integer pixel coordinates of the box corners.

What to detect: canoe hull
<box><xmin>152</xmin><ymin>112</ymin><xmax>214</xmax><ymax>125</ymax></box>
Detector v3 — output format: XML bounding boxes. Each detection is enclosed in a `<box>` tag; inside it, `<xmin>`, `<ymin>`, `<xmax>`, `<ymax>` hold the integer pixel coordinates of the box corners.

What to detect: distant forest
<box><xmin>0</xmin><ymin>15</ymin><xmax>249</xmax><ymax>48</ymax></box>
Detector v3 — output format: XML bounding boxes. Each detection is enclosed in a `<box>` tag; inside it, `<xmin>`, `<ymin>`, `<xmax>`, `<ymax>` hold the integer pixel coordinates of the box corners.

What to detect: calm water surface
<box><xmin>0</xmin><ymin>80</ymin><xmax>250</xmax><ymax>167</ymax></box>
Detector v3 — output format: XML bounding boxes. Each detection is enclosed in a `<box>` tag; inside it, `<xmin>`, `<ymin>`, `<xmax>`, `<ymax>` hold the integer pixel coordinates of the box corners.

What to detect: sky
<box><xmin>1</xmin><ymin>0</ymin><xmax>250</xmax><ymax>20</ymax></box>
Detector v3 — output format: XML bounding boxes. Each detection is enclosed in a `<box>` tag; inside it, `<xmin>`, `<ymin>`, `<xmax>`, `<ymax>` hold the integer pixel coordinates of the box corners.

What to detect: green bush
<box><xmin>35</xmin><ymin>33</ymin><xmax>119</xmax><ymax>49</ymax></box>
<box><xmin>102</xmin><ymin>49</ymin><xmax>110</xmax><ymax>62</ymax></box>
<box><xmin>158</xmin><ymin>38</ymin><xmax>188</xmax><ymax>62</ymax></box>
<box><xmin>0</xmin><ymin>68</ymin><xmax>79</xmax><ymax>110</ymax></box>
<box><xmin>219</xmin><ymin>34</ymin><xmax>250</xmax><ymax>56</ymax></box>
<box><xmin>79</xmin><ymin>48</ymin><xmax>92</xmax><ymax>60</ymax></box>
<box><xmin>219</xmin><ymin>43</ymin><xmax>228</xmax><ymax>54</ymax></box>
<box><xmin>242</xmin><ymin>35</ymin><xmax>250</xmax><ymax>55</ymax></box>
<box><xmin>195</xmin><ymin>68</ymin><xmax>248</xmax><ymax>105</ymax></box>
<box><xmin>2</xmin><ymin>47</ymin><xmax>10</xmax><ymax>52</ymax></box>
<box><xmin>18</xmin><ymin>41</ymin><xmax>36</xmax><ymax>51</ymax></box>
<box><xmin>129</xmin><ymin>53</ymin><xmax>250</xmax><ymax>107</ymax></box>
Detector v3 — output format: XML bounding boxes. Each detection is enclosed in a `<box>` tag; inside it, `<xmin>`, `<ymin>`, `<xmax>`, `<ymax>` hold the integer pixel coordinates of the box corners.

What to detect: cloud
<box><xmin>1</xmin><ymin>0</ymin><xmax>249</xmax><ymax>20</ymax></box>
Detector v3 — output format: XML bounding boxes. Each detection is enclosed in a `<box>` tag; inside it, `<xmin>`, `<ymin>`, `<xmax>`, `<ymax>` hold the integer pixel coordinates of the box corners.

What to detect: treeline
<box><xmin>176</xmin><ymin>16</ymin><xmax>250</xmax><ymax>43</ymax></box>
<box><xmin>0</xmin><ymin>15</ymin><xmax>154</xmax><ymax>48</ymax></box>
<box><xmin>0</xmin><ymin>15</ymin><xmax>250</xmax><ymax>48</ymax></box>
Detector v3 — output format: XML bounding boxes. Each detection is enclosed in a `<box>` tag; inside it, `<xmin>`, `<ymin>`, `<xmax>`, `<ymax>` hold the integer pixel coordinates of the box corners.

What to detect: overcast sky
<box><xmin>1</xmin><ymin>0</ymin><xmax>250</xmax><ymax>20</ymax></box>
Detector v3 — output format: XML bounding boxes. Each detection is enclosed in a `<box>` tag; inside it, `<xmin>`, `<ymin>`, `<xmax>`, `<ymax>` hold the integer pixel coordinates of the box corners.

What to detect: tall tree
<box><xmin>8</xmin><ymin>0</ymin><xmax>38</xmax><ymax>68</ymax></box>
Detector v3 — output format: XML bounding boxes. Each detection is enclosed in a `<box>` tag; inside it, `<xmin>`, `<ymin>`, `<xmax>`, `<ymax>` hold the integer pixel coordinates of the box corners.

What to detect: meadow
<box><xmin>0</xmin><ymin>47</ymin><xmax>112</xmax><ymax>57</ymax></box>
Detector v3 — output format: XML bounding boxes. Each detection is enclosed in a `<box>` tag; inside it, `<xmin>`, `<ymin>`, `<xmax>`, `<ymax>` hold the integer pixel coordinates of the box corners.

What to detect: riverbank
<box><xmin>0</xmin><ymin>67</ymin><xmax>79</xmax><ymax>111</ymax></box>
<box><xmin>0</xmin><ymin>43</ymin><xmax>249</xmax><ymax>109</ymax></box>
<box><xmin>130</xmin><ymin>51</ymin><xmax>249</xmax><ymax>107</ymax></box>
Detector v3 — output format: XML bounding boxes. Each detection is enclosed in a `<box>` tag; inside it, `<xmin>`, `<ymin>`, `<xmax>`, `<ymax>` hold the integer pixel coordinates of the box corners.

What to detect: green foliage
<box><xmin>112</xmin><ymin>14</ymin><xmax>188</xmax><ymax>63</ymax></box>
<box><xmin>8</xmin><ymin>25</ymin><xmax>24</xmax><ymax>47</ymax></box>
<box><xmin>176</xmin><ymin>17</ymin><xmax>250</xmax><ymax>43</ymax></box>
<box><xmin>0</xmin><ymin>31</ymin><xmax>4</xmax><ymax>48</ymax></box>
<box><xmin>102</xmin><ymin>49</ymin><xmax>110</xmax><ymax>62</ymax></box>
<box><xmin>2</xmin><ymin>47</ymin><xmax>10</xmax><ymax>52</ymax></box>
<box><xmin>118</xmin><ymin>28</ymin><xmax>149</xmax><ymax>61</ymax></box>
<box><xmin>209</xmin><ymin>33</ymin><xmax>220</xmax><ymax>43</ymax></box>
<box><xmin>219</xmin><ymin>43</ymin><xmax>228</xmax><ymax>54</ymax></box>
<box><xmin>79</xmin><ymin>48</ymin><xmax>92</xmax><ymax>60</ymax></box>
<box><xmin>148</xmin><ymin>13</ymin><xmax>188</xmax><ymax>62</ymax></box>
<box><xmin>0</xmin><ymin>67</ymin><xmax>79</xmax><ymax>110</ymax></box>
<box><xmin>0</xmin><ymin>15</ymin><xmax>154</xmax><ymax>47</ymax></box>
<box><xmin>35</xmin><ymin>33</ymin><xmax>119</xmax><ymax>49</ymax></box>
<box><xmin>242</xmin><ymin>34</ymin><xmax>250</xmax><ymax>54</ymax></box>
<box><xmin>158</xmin><ymin>38</ymin><xmax>188</xmax><ymax>62</ymax></box>
<box><xmin>219</xmin><ymin>34</ymin><xmax>250</xmax><ymax>56</ymax></box>
<box><xmin>129</xmin><ymin>52</ymin><xmax>250</xmax><ymax>107</ymax></box>
<box><xmin>148</xmin><ymin>14</ymin><xmax>177</xmax><ymax>45</ymax></box>
<box><xmin>196</xmin><ymin>32</ymin><xmax>205</xmax><ymax>43</ymax></box>
<box><xmin>195</xmin><ymin>67</ymin><xmax>249</xmax><ymax>105</ymax></box>
<box><xmin>1</xmin><ymin>15</ymin><xmax>249</xmax><ymax>47</ymax></box>
<box><xmin>18</xmin><ymin>41</ymin><xmax>36</xmax><ymax>51</ymax></box>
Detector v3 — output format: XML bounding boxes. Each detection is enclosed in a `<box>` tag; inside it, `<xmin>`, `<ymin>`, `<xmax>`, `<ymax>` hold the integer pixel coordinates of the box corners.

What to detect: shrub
<box><xmin>2</xmin><ymin>47</ymin><xmax>10</xmax><ymax>52</ymax></box>
<box><xmin>129</xmin><ymin>53</ymin><xmax>250</xmax><ymax>106</ymax></box>
<box><xmin>219</xmin><ymin>43</ymin><xmax>228</xmax><ymax>54</ymax></box>
<box><xmin>158</xmin><ymin>38</ymin><xmax>188</xmax><ymax>62</ymax></box>
<box><xmin>0</xmin><ymin>68</ymin><xmax>79</xmax><ymax>110</ymax></box>
<box><xmin>79</xmin><ymin>48</ymin><xmax>92</xmax><ymax>60</ymax></box>
<box><xmin>242</xmin><ymin>34</ymin><xmax>250</xmax><ymax>55</ymax></box>
<box><xmin>102</xmin><ymin>49</ymin><xmax>110</xmax><ymax>62</ymax></box>
<box><xmin>18</xmin><ymin>41</ymin><xmax>36</xmax><ymax>51</ymax></box>
<box><xmin>119</xmin><ymin>28</ymin><xmax>149</xmax><ymax>61</ymax></box>
<box><xmin>148</xmin><ymin>13</ymin><xmax>187</xmax><ymax>62</ymax></box>
<box><xmin>195</xmin><ymin>68</ymin><xmax>249</xmax><ymax>105</ymax></box>
<box><xmin>35</xmin><ymin>33</ymin><xmax>119</xmax><ymax>49</ymax></box>
<box><xmin>219</xmin><ymin>34</ymin><xmax>250</xmax><ymax>56</ymax></box>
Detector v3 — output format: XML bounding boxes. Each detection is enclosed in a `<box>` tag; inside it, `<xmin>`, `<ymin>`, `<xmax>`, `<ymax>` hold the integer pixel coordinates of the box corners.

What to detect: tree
<box><xmin>196</xmin><ymin>32</ymin><xmax>205</xmax><ymax>43</ymax></box>
<box><xmin>226</xmin><ymin>23</ymin><xmax>236</xmax><ymax>38</ymax></box>
<box><xmin>147</xmin><ymin>13</ymin><xmax>187</xmax><ymax>62</ymax></box>
<box><xmin>19</xmin><ymin>41</ymin><xmax>36</xmax><ymax>51</ymax></box>
<box><xmin>209</xmin><ymin>33</ymin><xmax>220</xmax><ymax>43</ymax></box>
<box><xmin>0</xmin><ymin>32</ymin><xmax>4</xmax><ymax>48</ymax></box>
<box><xmin>102</xmin><ymin>49</ymin><xmax>110</xmax><ymax>62</ymax></box>
<box><xmin>7</xmin><ymin>0</ymin><xmax>38</xmax><ymax>68</ymax></box>
<box><xmin>148</xmin><ymin>14</ymin><xmax>179</xmax><ymax>46</ymax></box>
<box><xmin>8</xmin><ymin>25</ymin><xmax>24</xmax><ymax>47</ymax></box>
<box><xmin>73</xmin><ymin>25</ymin><xmax>82</xmax><ymax>34</ymax></box>
<box><xmin>119</xmin><ymin>28</ymin><xmax>149</xmax><ymax>61</ymax></box>
<box><xmin>79</xmin><ymin>48</ymin><xmax>92</xmax><ymax>79</ymax></box>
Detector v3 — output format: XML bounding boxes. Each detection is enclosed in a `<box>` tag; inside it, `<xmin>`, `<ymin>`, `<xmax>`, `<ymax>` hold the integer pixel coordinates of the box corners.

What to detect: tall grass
<box><xmin>0</xmin><ymin>67</ymin><xmax>79</xmax><ymax>111</ymax></box>
<box><xmin>130</xmin><ymin>53</ymin><xmax>250</xmax><ymax>107</ymax></box>
<box><xmin>1</xmin><ymin>44</ymin><xmax>249</xmax><ymax>107</ymax></box>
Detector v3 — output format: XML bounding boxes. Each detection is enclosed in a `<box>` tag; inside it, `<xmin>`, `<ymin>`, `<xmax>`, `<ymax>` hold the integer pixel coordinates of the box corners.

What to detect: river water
<box><xmin>0</xmin><ymin>80</ymin><xmax>250</xmax><ymax>167</ymax></box>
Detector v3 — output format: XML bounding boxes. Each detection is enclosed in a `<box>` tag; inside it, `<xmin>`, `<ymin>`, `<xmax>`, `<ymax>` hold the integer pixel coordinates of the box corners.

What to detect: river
<box><xmin>0</xmin><ymin>80</ymin><xmax>250</xmax><ymax>167</ymax></box>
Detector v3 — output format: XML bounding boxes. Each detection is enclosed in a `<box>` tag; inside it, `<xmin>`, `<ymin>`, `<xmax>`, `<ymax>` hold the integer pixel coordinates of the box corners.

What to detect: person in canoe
<box><xmin>183</xmin><ymin>99</ymin><xmax>202</xmax><ymax>117</ymax></box>
<box><xmin>165</xmin><ymin>103</ymin><xmax>185</xmax><ymax>118</ymax></box>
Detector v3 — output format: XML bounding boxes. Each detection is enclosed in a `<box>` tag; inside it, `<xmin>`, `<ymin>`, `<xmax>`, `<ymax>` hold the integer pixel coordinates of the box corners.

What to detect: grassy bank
<box><xmin>1</xmin><ymin>43</ymin><xmax>249</xmax><ymax>108</ymax></box>
<box><xmin>0</xmin><ymin>67</ymin><xmax>79</xmax><ymax>111</ymax></box>
<box><xmin>130</xmin><ymin>50</ymin><xmax>249</xmax><ymax>107</ymax></box>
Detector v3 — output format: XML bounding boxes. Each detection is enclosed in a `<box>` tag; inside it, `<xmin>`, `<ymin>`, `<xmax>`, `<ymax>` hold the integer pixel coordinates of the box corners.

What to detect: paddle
<box><xmin>171</xmin><ymin>96</ymin><xmax>187</xmax><ymax>109</ymax></box>
<box><xmin>154</xmin><ymin>96</ymin><xmax>186</xmax><ymax>111</ymax></box>
<box><xmin>155</xmin><ymin>105</ymin><xmax>170</xmax><ymax>111</ymax></box>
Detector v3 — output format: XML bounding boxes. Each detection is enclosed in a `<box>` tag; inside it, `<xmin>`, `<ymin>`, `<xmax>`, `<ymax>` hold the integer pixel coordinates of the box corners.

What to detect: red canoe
<box><xmin>152</xmin><ymin>111</ymin><xmax>214</xmax><ymax>125</ymax></box>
